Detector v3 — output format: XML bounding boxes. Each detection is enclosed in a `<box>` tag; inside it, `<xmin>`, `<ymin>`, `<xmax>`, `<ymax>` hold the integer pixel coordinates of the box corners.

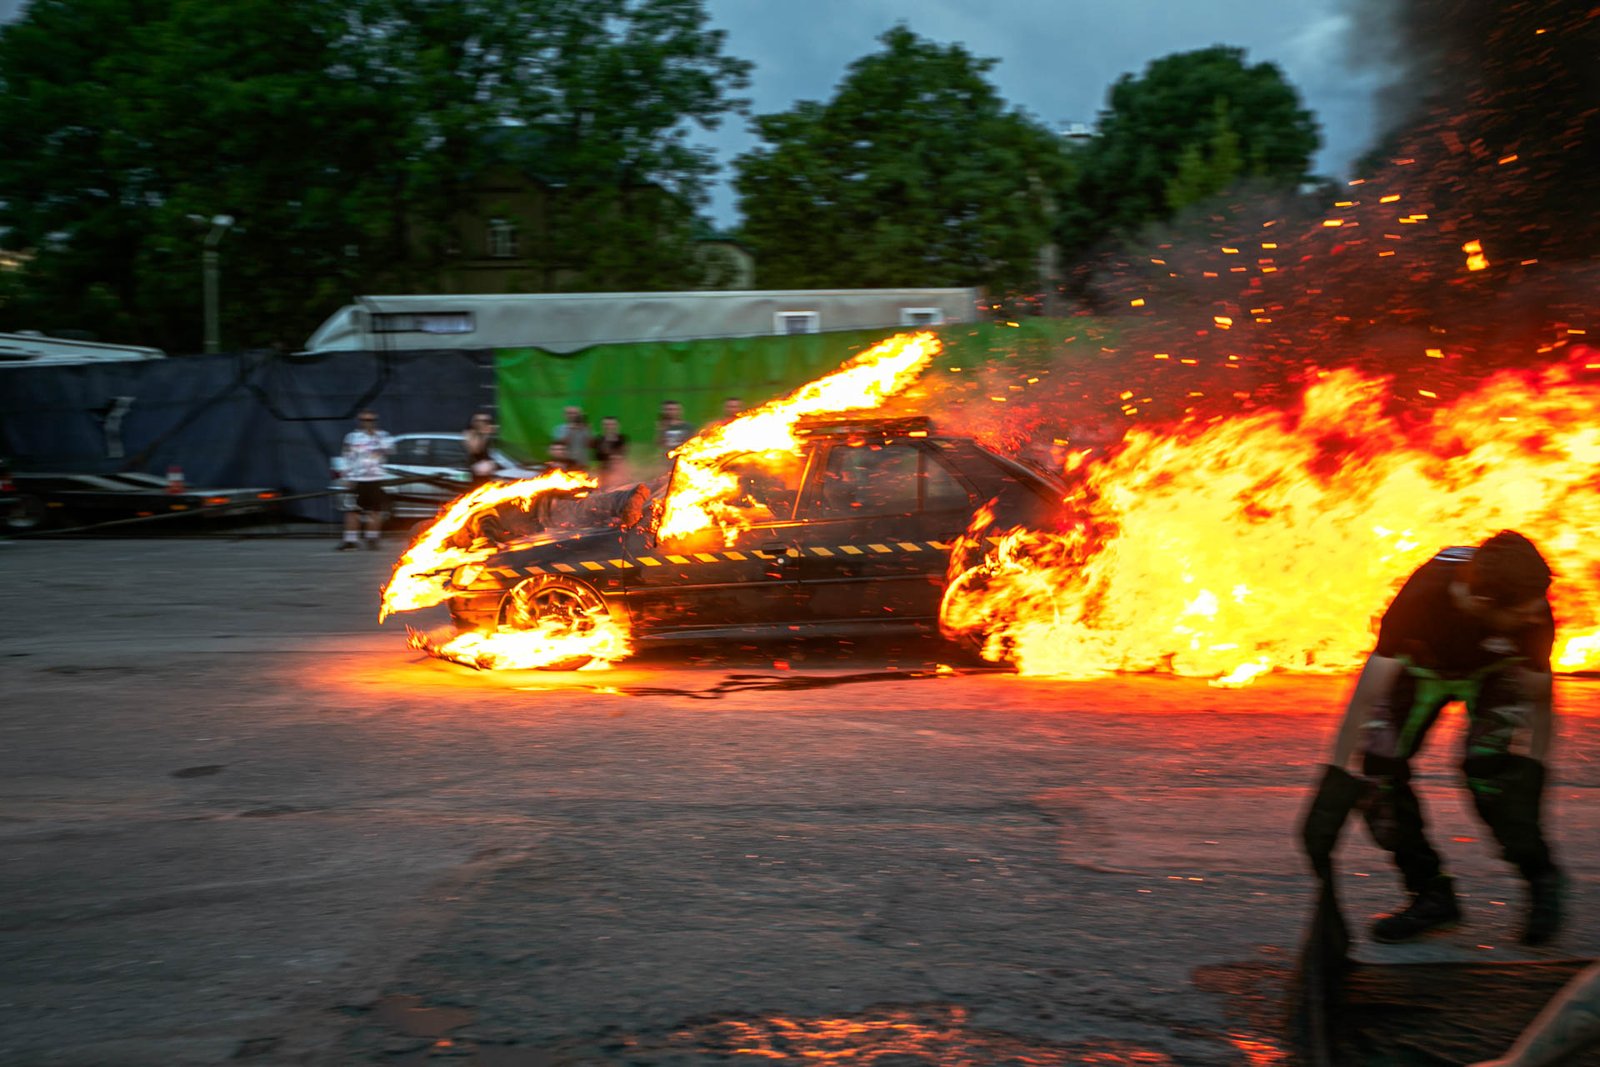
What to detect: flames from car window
<box><xmin>656</xmin><ymin>332</ymin><xmax>940</xmax><ymax>545</ymax></box>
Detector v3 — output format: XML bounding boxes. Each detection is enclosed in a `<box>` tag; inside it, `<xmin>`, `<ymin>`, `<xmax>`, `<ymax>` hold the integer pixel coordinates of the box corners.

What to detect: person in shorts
<box><xmin>338</xmin><ymin>411</ymin><xmax>394</xmax><ymax>550</ymax></box>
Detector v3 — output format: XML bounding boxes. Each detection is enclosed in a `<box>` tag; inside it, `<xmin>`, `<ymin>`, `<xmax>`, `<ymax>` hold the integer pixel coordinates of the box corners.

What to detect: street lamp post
<box><xmin>189</xmin><ymin>214</ymin><xmax>234</xmax><ymax>354</ymax></box>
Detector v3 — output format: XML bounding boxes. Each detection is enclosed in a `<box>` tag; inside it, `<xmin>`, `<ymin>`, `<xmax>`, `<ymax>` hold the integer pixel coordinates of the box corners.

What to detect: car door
<box><xmin>792</xmin><ymin>438</ymin><xmax>978</xmax><ymax>623</ymax></box>
<box><xmin>621</xmin><ymin>450</ymin><xmax>811</xmax><ymax>633</ymax></box>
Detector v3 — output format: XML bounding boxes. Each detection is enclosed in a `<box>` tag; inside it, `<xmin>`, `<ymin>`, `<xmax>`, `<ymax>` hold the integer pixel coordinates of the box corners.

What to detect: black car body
<box><xmin>446</xmin><ymin>417</ymin><xmax>1065</xmax><ymax>642</ymax></box>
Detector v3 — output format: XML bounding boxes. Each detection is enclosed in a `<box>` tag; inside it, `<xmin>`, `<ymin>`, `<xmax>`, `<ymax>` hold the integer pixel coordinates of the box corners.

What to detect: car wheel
<box><xmin>937</xmin><ymin>555</ymin><xmax>1012</xmax><ymax>668</ymax></box>
<box><xmin>3</xmin><ymin>494</ymin><xmax>48</xmax><ymax>533</ymax></box>
<box><xmin>497</xmin><ymin>575</ymin><xmax>610</xmax><ymax>670</ymax></box>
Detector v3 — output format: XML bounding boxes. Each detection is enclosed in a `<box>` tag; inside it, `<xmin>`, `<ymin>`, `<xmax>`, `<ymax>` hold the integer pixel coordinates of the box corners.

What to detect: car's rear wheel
<box><xmin>4</xmin><ymin>494</ymin><xmax>49</xmax><ymax>533</ymax></box>
<box><xmin>497</xmin><ymin>575</ymin><xmax>610</xmax><ymax>670</ymax></box>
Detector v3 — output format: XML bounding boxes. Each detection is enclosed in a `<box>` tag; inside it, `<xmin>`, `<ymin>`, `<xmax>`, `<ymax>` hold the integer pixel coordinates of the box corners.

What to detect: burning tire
<box><xmin>496</xmin><ymin>576</ymin><xmax>612</xmax><ymax>670</ymax></box>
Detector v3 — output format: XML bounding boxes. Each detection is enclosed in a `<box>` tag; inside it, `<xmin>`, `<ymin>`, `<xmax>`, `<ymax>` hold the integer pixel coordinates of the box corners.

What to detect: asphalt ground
<box><xmin>2</xmin><ymin>535</ymin><xmax>1598</xmax><ymax>1066</ymax></box>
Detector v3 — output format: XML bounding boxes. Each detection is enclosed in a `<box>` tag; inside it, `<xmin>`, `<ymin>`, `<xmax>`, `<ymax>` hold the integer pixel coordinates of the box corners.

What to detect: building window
<box><xmin>372</xmin><ymin>312</ymin><xmax>475</xmax><ymax>335</ymax></box>
<box><xmin>899</xmin><ymin>307</ymin><xmax>944</xmax><ymax>327</ymax></box>
<box><xmin>486</xmin><ymin>217</ymin><xmax>519</xmax><ymax>258</ymax></box>
<box><xmin>775</xmin><ymin>311</ymin><xmax>820</xmax><ymax>335</ymax></box>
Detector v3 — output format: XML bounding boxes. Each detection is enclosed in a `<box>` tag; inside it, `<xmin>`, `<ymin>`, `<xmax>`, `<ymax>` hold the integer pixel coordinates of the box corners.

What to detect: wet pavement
<box><xmin>1</xmin><ymin>536</ymin><xmax>1597</xmax><ymax>1065</ymax></box>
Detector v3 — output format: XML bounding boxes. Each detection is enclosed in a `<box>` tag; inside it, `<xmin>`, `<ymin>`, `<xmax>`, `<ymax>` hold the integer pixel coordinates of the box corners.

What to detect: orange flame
<box><xmin>379</xmin><ymin>469</ymin><xmax>597</xmax><ymax>620</ymax></box>
<box><xmin>406</xmin><ymin>618</ymin><xmax>631</xmax><ymax>671</ymax></box>
<box><xmin>655</xmin><ymin>332</ymin><xmax>941</xmax><ymax>543</ymax></box>
<box><xmin>943</xmin><ymin>364</ymin><xmax>1600</xmax><ymax>682</ymax></box>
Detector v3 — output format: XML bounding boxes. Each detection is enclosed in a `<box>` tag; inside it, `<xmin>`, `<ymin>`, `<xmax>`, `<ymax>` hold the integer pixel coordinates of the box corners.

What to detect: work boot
<box><xmin>1522</xmin><ymin>868</ymin><xmax>1565</xmax><ymax>946</ymax></box>
<box><xmin>1371</xmin><ymin>877</ymin><xmax>1462</xmax><ymax>943</ymax></box>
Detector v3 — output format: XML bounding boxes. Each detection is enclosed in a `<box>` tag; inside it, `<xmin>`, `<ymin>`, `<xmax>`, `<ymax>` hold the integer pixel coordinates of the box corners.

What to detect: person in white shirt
<box><xmin>337</xmin><ymin>411</ymin><xmax>394</xmax><ymax>550</ymax></box>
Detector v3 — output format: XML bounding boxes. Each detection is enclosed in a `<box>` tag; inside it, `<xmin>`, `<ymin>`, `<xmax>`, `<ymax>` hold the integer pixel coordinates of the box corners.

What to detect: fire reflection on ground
<box><xmin>672</xmin><ymin>1004</ymin><xmax>1181</xmax><ymax>1063</ymax></box>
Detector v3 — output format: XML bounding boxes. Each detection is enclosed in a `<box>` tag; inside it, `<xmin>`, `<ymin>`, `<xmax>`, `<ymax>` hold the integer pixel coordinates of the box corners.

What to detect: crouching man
<box><xmin>1320</xmin><ymin>530</ymin><xmax>1564</xmax><ymax>945</ymax></box>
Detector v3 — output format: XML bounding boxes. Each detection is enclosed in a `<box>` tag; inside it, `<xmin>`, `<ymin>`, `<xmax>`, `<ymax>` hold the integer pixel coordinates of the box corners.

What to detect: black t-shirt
<box><xmin>593</xmin><ymin>434</ymin><xmax>629</xmax><ymax>463</ymax></box>
<box><xmin>1375</xmin><ymin>547</ymin><xmax>1554</xmax><ymax>674</ymax></box>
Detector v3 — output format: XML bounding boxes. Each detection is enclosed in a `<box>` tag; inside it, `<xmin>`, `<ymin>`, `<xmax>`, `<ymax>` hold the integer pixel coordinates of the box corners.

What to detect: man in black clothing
<box><xmin>1321</xmin><ymin>530</ymin><xmax>1563</xmax><ymax>945</ymax></box>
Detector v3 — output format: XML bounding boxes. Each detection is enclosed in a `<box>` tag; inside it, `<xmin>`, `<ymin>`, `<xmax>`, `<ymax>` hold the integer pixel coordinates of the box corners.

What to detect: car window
<box><xmin>808</xmin><ymin>442</ymin><xmax>973</xmax><ymax>518</ymax></box>
<box><xmin>390</xmin><ymin>438</ymin><xmax>429</xmax><ymax>464</ymax></box>
<box><xmin>815</xmin><ymin>443</ymin><xmax>920</xmax><ymax>517</ymax></box>
<box><xmin>429</xmin><ymin>438</ymin><xmax>469</xmax><ymax>466</ymax></box>
<box><xmin>921</xmin><ymin>452</ymin><xmax>973</xmax><ymax>510</ymax></box>
<box><xmin>715</xmin><ymin>452</ymin><xmax>805</xmax><ymax>524</ymax></box>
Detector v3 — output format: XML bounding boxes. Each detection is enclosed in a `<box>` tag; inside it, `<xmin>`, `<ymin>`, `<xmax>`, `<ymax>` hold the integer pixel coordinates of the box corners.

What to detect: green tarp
<box><xmin>493</xmin><ymin>318</ymin><xmax>1084</xmax><ymax>470</ymax></box>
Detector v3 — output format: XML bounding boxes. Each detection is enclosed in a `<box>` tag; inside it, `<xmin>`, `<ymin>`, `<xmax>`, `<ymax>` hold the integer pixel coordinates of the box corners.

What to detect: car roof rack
<box><xmin>794</xmin><ymin>413</ymin><xmax>933</xmax><ymax>437</ymax></box>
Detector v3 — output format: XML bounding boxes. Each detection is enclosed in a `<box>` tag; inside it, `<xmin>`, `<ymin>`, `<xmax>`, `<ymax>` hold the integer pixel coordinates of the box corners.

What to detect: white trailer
<box><xmin>299</xmin><ymin>288</ymin><xmax>981</xmax><ymax>355</ymax></box>
<box><xmin>0</xmin><ymin>332</ymin><xmax>166</xmax><ymax>367</ymax></box>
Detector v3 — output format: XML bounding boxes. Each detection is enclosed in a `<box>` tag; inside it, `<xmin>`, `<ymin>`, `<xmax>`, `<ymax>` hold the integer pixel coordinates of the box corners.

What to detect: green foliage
<box><xmin>0</xmin><ymin>0</ymin><xmax>749</xmax><ymax>351</ymax></box>
<box><xmin>733</xmin><ymin>26</ymin><xmax>1069</xmax><ymax>296</ymax></box>
<box><xmin>1058</xmin><ymin>45</ymin><xmax>1319</xmax><ymax>257</ymax></box>
<box><xmin>1164</xmin><ymin>99</ymin><xmax>1246</xmax><ymax>213</ymax></box>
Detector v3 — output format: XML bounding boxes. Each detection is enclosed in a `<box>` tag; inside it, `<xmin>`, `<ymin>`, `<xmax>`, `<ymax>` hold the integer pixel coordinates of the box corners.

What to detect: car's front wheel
<box><xmin>497</xmin><ymin>575</ymin><xmax>611</xmax><ymax>670</ymax></box>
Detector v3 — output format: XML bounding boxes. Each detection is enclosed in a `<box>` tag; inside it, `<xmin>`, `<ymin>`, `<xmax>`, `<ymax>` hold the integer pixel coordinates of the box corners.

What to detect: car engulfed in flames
<box><xmin>433</xmin><ymin>417</ymin><xmax>1067</xmax><ymax>669</ymax></box>
<box><xmin>381</xmin><ymin>324</ymin><xmax>1600</xmax><ymax>680</ymax></box>
<box><xmin>378</xmin><ymin>332</ymin><xmax>1067</xmax><ymax>671</ymax></box>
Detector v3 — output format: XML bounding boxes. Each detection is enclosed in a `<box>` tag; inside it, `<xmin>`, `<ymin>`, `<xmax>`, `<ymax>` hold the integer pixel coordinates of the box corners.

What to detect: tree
<box><xmin>733</xmin><ymin>26</ymin><xmax>1068</xmax><ymax>296</ymax></box>
<box><xmin>0</xmin><ymin>0</ymin><xmax>411</xmax><ymax>350</ymax></box>
<box><xmin>1057</xmin><ymin>45</ymin><xmax>1319</xmax><ymax>257</ymax></box>
<box><xmin>0</xmin><ymin>0</ymin><xmax>750</xmax><ymax>351</ymax></box>
<box><xmin>352</xmin><ymin>0</ymin><xmax>751</xmax><ymax>293</ymax></box>
<box><xmin>1163</xmin><ymin>99</ymin><xmax>1244</xmax><ymax>213</ymax></box>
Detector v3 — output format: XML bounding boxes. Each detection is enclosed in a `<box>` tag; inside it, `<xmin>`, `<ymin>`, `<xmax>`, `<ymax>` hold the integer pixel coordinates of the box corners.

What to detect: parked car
<box><xmin>331</xmin><ymin>432</ymin><xmax>539</xmax><ymax>521</ymax></box>
<box><xmin>0</xmin><ymin>458</ymin><xmax>39</xmax><ymax>532</ymax></box>
<box><xmin>444</xmin><ymin>416</ymin><xmax>1066</xmax><ymax>650</ymax></box>
<box><xmin>1</xmin><ymin>456</ymin><xmax>279</xmax><ymax>533</ymax></box>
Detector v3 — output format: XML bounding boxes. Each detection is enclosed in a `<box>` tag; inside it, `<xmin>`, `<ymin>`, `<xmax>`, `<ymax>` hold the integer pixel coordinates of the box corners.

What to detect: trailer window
<box><xmin>899</xmin><ymin>307</ymin><xmax>944</xmax><ymax>327</ymax></box>
<box><xmin>372</xmin><ymin>312</ymin><xmax>475</xmax><ymax>335</ymax></box>
<box><xmin>774</xmin><ymin>311</ymin><xmax>820</xmax><ymax>335</ymax></box>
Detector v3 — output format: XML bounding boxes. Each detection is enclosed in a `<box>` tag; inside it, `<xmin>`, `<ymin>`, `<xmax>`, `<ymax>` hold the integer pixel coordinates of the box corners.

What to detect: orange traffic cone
<box><xmin>166</xmin><ymin>464</ymin><xmax>186</xmax><ymax>494</ymax></box>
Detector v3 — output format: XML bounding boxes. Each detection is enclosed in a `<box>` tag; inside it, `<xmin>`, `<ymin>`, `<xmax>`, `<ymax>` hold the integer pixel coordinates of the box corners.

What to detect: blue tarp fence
<box><xmin>0</xmin><ymin>348</ymin><xmax>495</xmax><ymax>522</ymax></box>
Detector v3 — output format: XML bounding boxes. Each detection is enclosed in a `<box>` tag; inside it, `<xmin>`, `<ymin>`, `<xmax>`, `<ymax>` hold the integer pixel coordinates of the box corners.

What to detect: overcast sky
<box><xmin>699</xmin><ymin>0</ymin><xmax>1389</xmax><ymax>226</ymax></box>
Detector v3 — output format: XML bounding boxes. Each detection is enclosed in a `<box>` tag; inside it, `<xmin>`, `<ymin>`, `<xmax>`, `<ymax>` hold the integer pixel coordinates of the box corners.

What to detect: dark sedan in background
<box><xmin>446</xmin><ymin>417</ymin><xmax>1065</xmax><ymax>645</ymax></box>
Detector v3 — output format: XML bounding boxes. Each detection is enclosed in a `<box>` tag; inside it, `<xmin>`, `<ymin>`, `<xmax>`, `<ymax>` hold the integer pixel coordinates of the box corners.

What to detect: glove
<box><xmin>1300</xmin><ymin>764</ymin><xmax>1367</xmax><ymax>880</ymax></box>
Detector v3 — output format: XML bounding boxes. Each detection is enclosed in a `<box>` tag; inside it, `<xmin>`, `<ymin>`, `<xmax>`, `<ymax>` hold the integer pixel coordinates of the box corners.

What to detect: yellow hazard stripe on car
<box><xmin>506</xmin><ymin>538</ymin><xmax>986</xmax><ymax>578</ymax></box>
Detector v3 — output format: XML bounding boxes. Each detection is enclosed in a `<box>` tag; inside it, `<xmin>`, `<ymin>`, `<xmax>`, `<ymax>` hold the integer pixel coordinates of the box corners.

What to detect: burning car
<box><xmin>439</xmin><ymin>415</ymin><xmax>1065</xmax><ymax>663</ymax></box>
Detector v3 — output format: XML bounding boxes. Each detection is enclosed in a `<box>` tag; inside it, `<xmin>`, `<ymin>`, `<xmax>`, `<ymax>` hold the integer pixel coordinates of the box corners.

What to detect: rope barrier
<box><xmin>3</xmin><ymin>473</ymin><xmax>471</xmax><ymax>539</ymax></box>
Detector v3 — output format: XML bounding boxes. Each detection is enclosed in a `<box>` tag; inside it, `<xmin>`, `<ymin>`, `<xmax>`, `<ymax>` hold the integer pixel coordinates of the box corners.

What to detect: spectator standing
<box><xmin>463</xmin><ymin>412</ymin><xmax>500</xmax><ymax>486</ymax></box>
<box><xmin>592</xmin><ymin>416</ymin><xmax>630</xmax><ymax>489</ymax></box>
<box><xmin>552</xmin><ymin>405</ymin><xmax>593</xmax><ymax>466</ymax></box>
<box><xmin>540</xmin><ymin>439</ymin><xmax>583</xmax><ymax>474</ymax></box>
<box><xmin>721</xmin><ymin>396</ymin><xmax>744</xmax><ymax>422</ymax></box>
<box><xmin>655</xmin><ymin>399</ymin><xmax>696</xmax><ymax>458</ymax></box>
<box><xmin>337</xmin><ymin>410</ymin><xmax>393</xmax><ymax>550</ymax></box>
